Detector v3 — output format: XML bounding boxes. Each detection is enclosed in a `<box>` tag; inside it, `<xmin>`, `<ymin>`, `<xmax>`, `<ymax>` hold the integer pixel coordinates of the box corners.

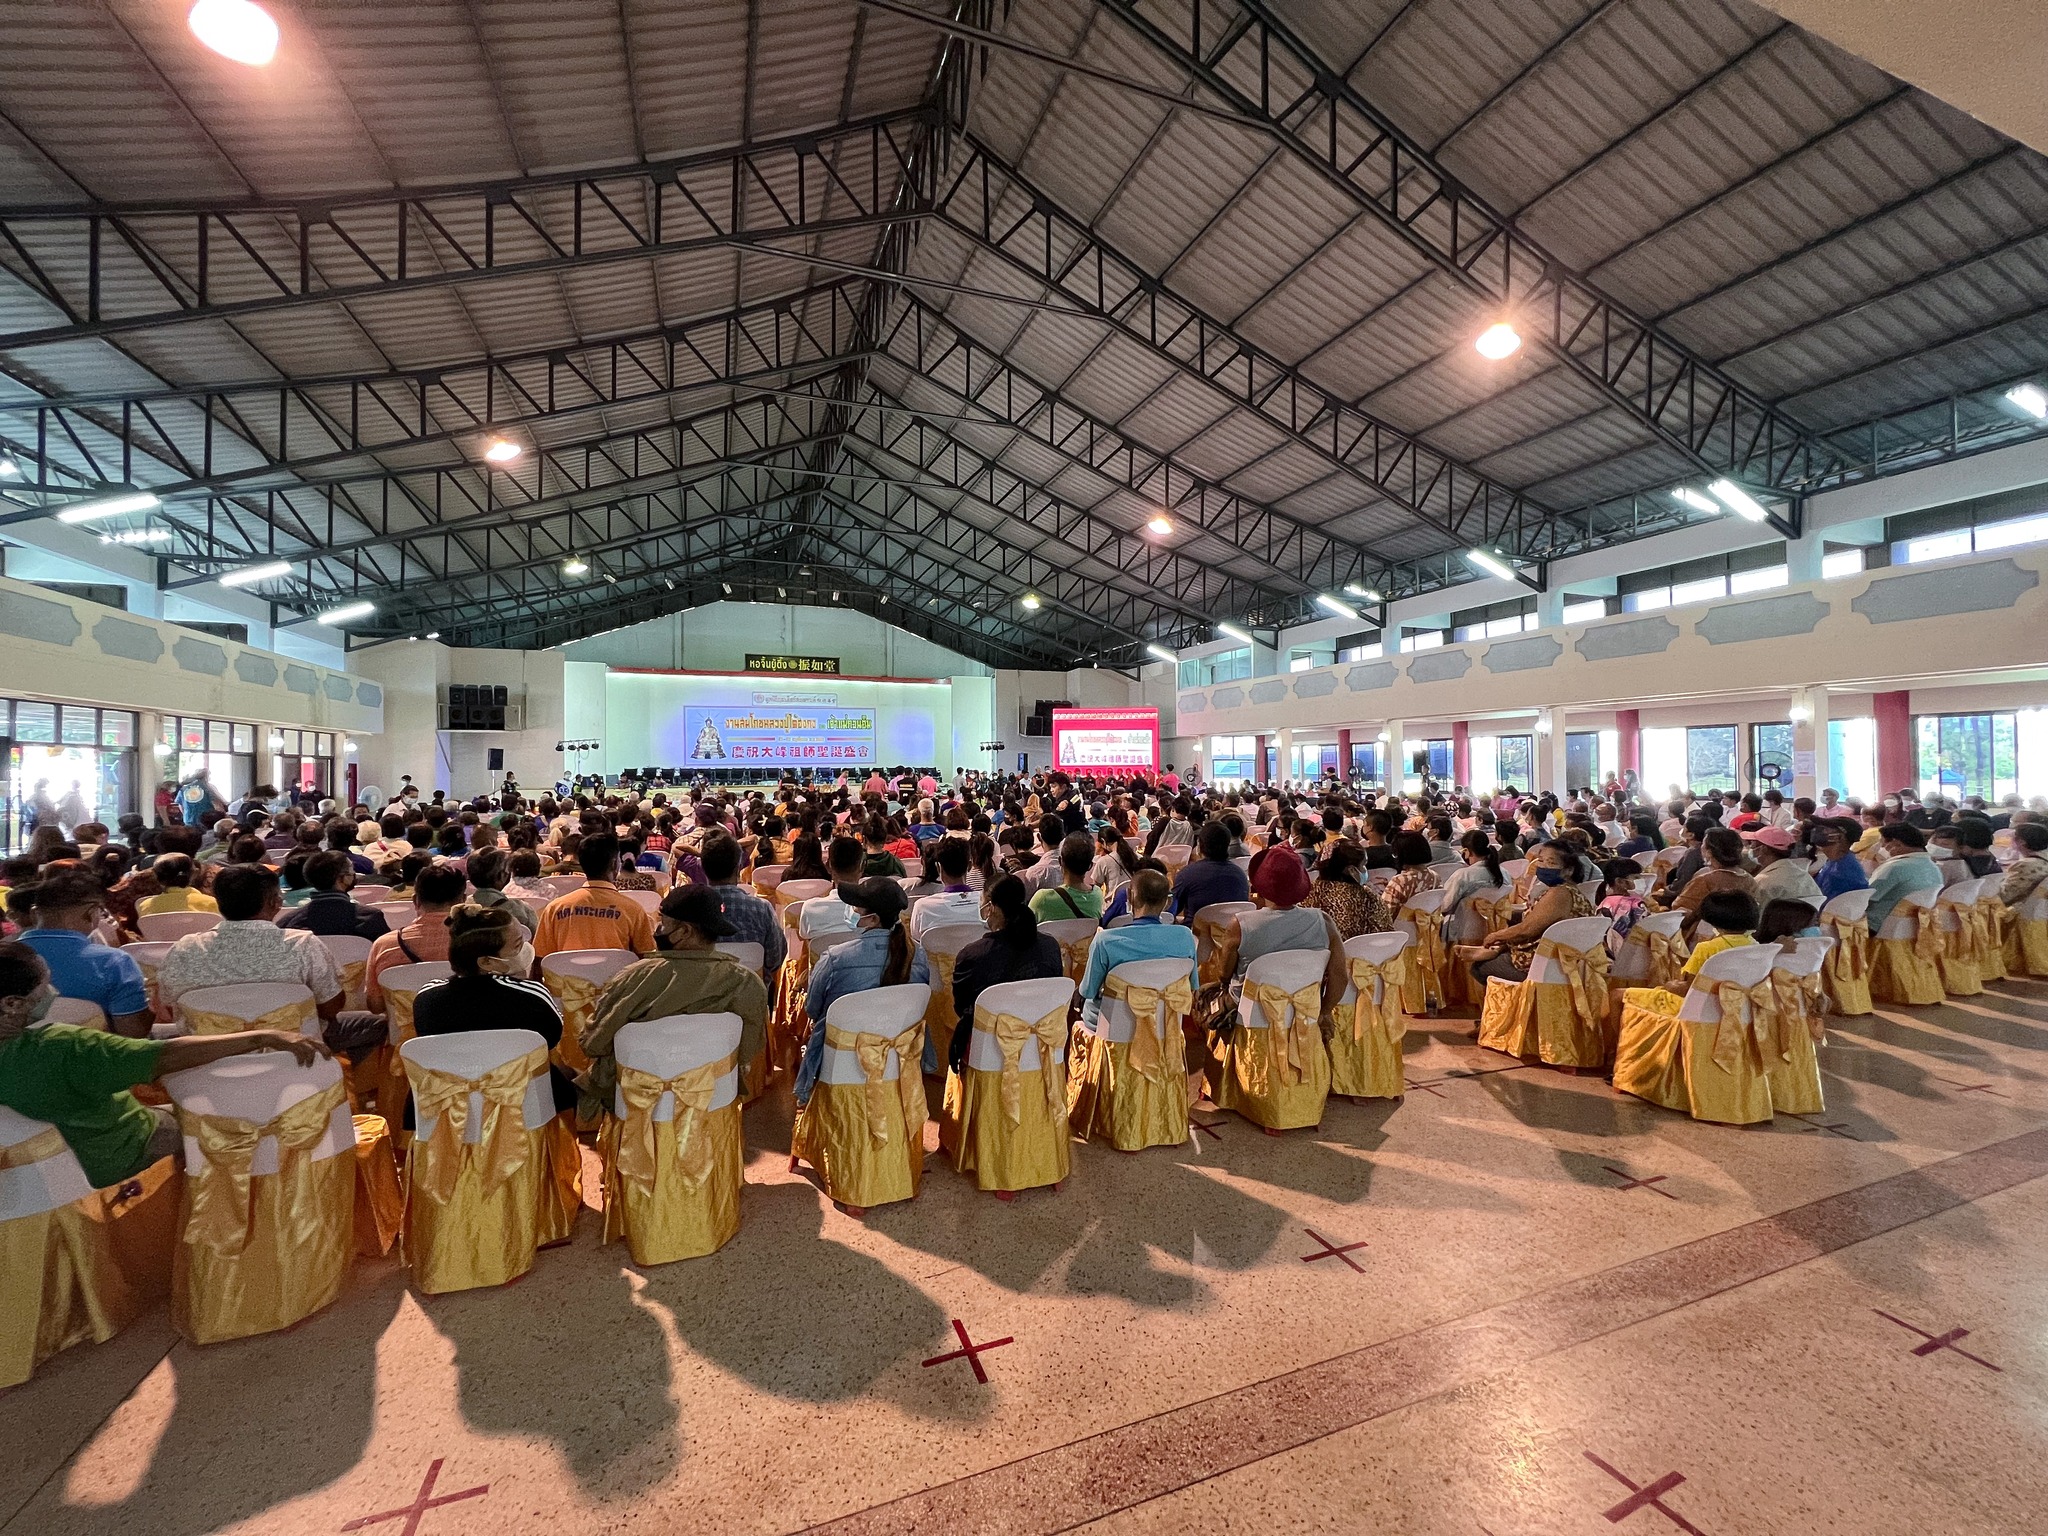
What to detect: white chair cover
<box><xmin>137</xmin><ymin>911</ymin><xmax>221</xmax><ymax>942</ymax></box>
<box><xmin>751</xmin><ymin>865</ymin><xmax>787</xmax><ymax>893</ymax></box>
<box><xmin>1774</xmin><ymin>943</ymin><xmax>1830</xmax><ymax>981</ymax></box>
<box><xmin>807</xmin><ymin>929</ymin><xmax>863</xmax><ymax>964</ymax></box>
<box><xmin>1609</xmin><ymin>910</ymin><xmax>1686</xmax><ymax>981</ymax></box>
<box><xmin>1819</xmin><ymin>887</ymin><xmax>1873</xmax><ymax>924</ymax></box>
<box><xmin>778</xmin><ymin>879</ymin><xmax>833</xmax><ymax>904</ymax></box>
<box><xmin>1337</xmin><ymin>931</ymin><xmax>1411</xmax><ymax>1010</ymax></box>
<box><xmin>0</xmin><ymin>1105</ymin><xmax>92</xmax><ymax>1218</ymax></box>
<box><xmin>715</xmin><ymin>941</ymin><xmax>765</xmax><ymax>976</ymax></box>
<box><xmin>163</xmin><ymin>1053</ymin><xmax>356</xmax><ymax>1177</ymax></box>
<box><xmin>1236</xmin><ymin>950</ymin><xmax>1325</xmax><ymax>1032</ymax></box>
<box><xmin>1526</xmin><ymin>916</ymin><xmax>1613</xmax><ymax>985</ymax></box>
<box><xmin>539</xmin><ymin>948</ymin><xmax>638</xmax><ymax>989</ymax></box>
<box><xmin>612</xmin><ymin>1014</ymin><xmax>743</xmax><ymax>1119</ymax></box>
<box><xmin>369</xmin><ymin>904</ymin><xmax>418</xmax><ymax>930</ymax></box>
<box><xmin>623</xmin><ymin>889</ymin><xmax>663</xmax><ymax>915</ymax></box>
<box><xmin>351</xmin><ymin>885</ymin><xmax>392</xmax><ymax>904</ymax></box>
<box><xmin>1875</xmin><ymin>886</ymin><xmax>1937</xmax><ymax>942</ymax></box>
<box><xmin>1676</xmin><ymin>945</ymin><xmax>1781</xmax><ymax>1023</ymax></box>
<box><xmin>43</xmin><ymin>998</ymin><xmax>108</xmax><ymax>1028</ymax></box>
<box><xmin>1096</xmin><ymin>957</ymin><xmax>1196</xmax><ymax>1046</ymax></box>
<box><xmin>175</xmin><ymin>982</ymin><xmax>321</xmax><ymax>1037</ymax></box>
<box><xmin>816</xmin><ymin>984</ymin><xmax>931</xmax><ymax>1086</ymax></box>
<box><xmin>965</xmin><ymin>977</ymin><xmax>1077</xmax><ymax>1073</ymax></box>
<box><xmin>316</xmin><ymin>934</ymin><xmax>373</xmax><ymax>969</ymax></box>
<box><xmin>400</xmin><ymin>1029</ymin><xmax>554</xmax><ymax>1137</ymax></box>
<box><xmin>1631</xmin><ymin>851</ymin><xmax>1657</xmax><ymax>870</ymax></box>
<box><xmin>1792</xmin><ymin>935</ymin><xmax>1836</xmax><ymax>965</ymax></box>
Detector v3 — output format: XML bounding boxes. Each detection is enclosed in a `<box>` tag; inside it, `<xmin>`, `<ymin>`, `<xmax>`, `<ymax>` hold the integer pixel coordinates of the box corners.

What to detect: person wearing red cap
<box><xmin>1743</xmin><ymin>825</ymin><xmax>1822</xmax><ymax>912</ymax></box>
<box><xmin>1238</xmin><ymin>845</ymin><xmax>1347</xmax><ymax>1003</ymax></box>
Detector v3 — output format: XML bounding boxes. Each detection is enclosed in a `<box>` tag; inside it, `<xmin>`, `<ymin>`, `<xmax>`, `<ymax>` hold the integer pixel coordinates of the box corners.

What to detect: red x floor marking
<box><xmin>1874</xmin><ymin>1310</ymin><xmax>2002</xmax><ymax>1370</ymax></box>
<box><xmin>1404</xmin><ymin>1077</ymin><xmax>1452</xmax><ymax>1098</ymax></box>
<box><xmin>1936</xmin><ymin>1079</ymin><xmax>2009</xmax><ymax>1098</ymax></box>
<box><xmin>1584</xmin><ymin>1452</ymin><xmax>1707</xmax><ymax>1533</ymax></box>
<box><xmin>921</xmin><ymin>1319</ymin><xmax>1013</xmax><ymax>1383</ymax></box>
<box><xmin>1792</xmin><ymin>1116</ymin><xmax>1859</xmax><ymax>1140</ymax></box>
<box><xmin>1189</xmin><ymin>1118</ymin><xmax>1224</xmax><ymax>1140</ymax></box>
<box><xmin>1604</xmin><ymin>1166</ymin><xmax>1677</xmax><ymax>1199</ymax></box>
<box><xmin>340</xmin><ymin>1460</ymin><xmax>488</xmax><ymax>1536</ymax></box>
<box><xmin>1299</xmin><ymin>1228</ymin><xmax>1370</xmax><ymax>1272</ymax></box>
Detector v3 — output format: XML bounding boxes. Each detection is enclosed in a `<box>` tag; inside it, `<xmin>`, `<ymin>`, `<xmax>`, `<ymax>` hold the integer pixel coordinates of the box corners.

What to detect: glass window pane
<box><xmin>1685</xmin><ymin>726</ymin><xmax>1739</xmax><ymax>793</ymax></box>
<box><xmin>232</xmin><ymin>723</ymin><xmax>254</xmax><ymax>754</ymax></box>
<box><xmin>1751</xmin><ymin>723</ymin><xmax>1794</xmax><ymax>792</ymax></box>
<box><xmin>1561</xmin><ymin>598</ymin><xmax>1608</xmax><ymax>624</ymax></box>
<box><xmin>1670</xmin><ymin>576</ymin><xmax>1728</xmax><ymax>606</ymax></box>
<box><xmin>281</xmin><ymin>730</ymin><xmax>300</xmax><ymax>754</ymax></box>
<box><xmin>1565</xmin><ymin>731</ymin><xmax>1600</xmax><ymax>791</ymax></box>
<box><xmin>317</xmin><ymin>734</ymin><xmax>333</xmax><ymax>756</ymax></box>
<box><xmin>1827</xmin><ymin>718</ymin><xmax>1877</xmax><ymax>803</ymax></box>
<box><xmin>1729</xmin><ymin>565</ymin><xmax>1789</xmax><ymax>595</ymax></box>
<box><xmin>59</xmin><ymin>706</ymin><xmax>97</xmax><ymax>745</ymax></box>
<box><xmin>207</xmin><ymin>720</ymin><xmax>230</xmax><ymax>752</ymax></box>
<box><xmin>179</xmin><ymin>718</ymin><xmax>206</xmax><ymax>751</ymax></box>
<box><xmin>1821</xmin><ymin>549</ymin><xmax>1864</xmax><ymax>580</ymax></box>
<box><xmin>1975</xmin><ymin>512</ymin><xmax>2048</xmax><ymax>553</ymax></box>
<box><xmin>99</xmin><ymin>711</ymin><xmax>134</xmax><ymax>748</ymax></box>
<box><xmin>1498</xmin><ymin>734</ymin><xmax>1533</xmax><ymax>788</ymax></box>
<box><xmin>1626</xmin><ymin>588</ymin><xmax>1669</xmax><ymax>612</ymax></box>
<box><xmin>1641</xmin><ymin>727</ymin><xmax>1687</xmax><ymax>797</ymax></box>
<box><xmin>1903</xmin><ymin>531</ymin><xmax>1972</xmax><ymax>564</ymax></box>
<box><xmin>15</xmin><ymin>701</ymin><xmax>56</xmax><ymax>743</ymax></box>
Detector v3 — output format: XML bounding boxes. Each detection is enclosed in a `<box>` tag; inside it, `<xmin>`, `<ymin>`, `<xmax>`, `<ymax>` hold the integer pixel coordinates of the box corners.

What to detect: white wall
<box><xmin>563</xmin><ymin>600</ymin><xmax>991</xmax><ymax>681</ymax></box>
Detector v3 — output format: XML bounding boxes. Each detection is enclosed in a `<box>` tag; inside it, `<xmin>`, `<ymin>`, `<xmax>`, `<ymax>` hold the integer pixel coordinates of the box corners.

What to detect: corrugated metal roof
<box><xmin>0</xmin><ymin>0</ymin><xmax>2043</xmax><ymax>661</ymax></box>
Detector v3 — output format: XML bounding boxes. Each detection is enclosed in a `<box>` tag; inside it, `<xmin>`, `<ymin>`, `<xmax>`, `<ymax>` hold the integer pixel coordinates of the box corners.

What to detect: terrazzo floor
<box><xmin>8</xmin><ymin>977</ymin><xmax>2048</xmax><ymax>1535</ymax></box>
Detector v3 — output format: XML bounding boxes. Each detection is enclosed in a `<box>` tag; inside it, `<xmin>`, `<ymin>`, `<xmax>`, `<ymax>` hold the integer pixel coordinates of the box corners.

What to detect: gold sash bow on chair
<box><xmin>1625</xmin><ymin>925</ymin><xmax>1687</xmax><ymax>988</ymax></box>
<box><xmin>1534</xmin><ymin>938</ymin><xmax>1608</xmax><ymax>1028</ymax></box>
<box><xmin>985</xmin><ymin>1005</ymin><xmax>1072</xmax><ymax>1123</ymax></box>
<box><xmin>823</xmin><ymin>1023</ymin><xmax>927</xmax><ymax>1145</ymax></box>
<box><xmin>1824</xmin><ymin>917</ymin><xmax>1869</xmax><ymax>978</ymax></box>
<box><xmin>1770</xmin><ymin>970</ymin><xmax>1826</xmax><ymax>1047</ymax></box>
<box><xmin>175</xmin><ymin>1079</ymin><xmax>348</xmax><ymax>1256</ymax></box>
<box><xmin>1701</xmin><ymin>977</ymin><xmax>1779</xmax><ymax>1075</ymax></box>
<box><xmin>408</xmin><ymin>1047</ymin><xmax>546</xmax><ymax>1205</ymax></box>
<box><xmin>1400</xmin><ymin>909</ymin><xmax>1446</xmax><ymax>1010</ymax></box>
<box><xmin>1100</xmin><ymin>972</ymin><xmax>1193</xmax><ymax>1082</ymax></box>
<box><xmin>383</xmin><ymin>986</ymin><xmax>423</xmax><ymax>1043</ymax></box>
<box><xmin>1247</xmin><ymin>979</ymin><xmax>1323</xmax><ymax>1086</ymax></box>
<box><xmin>923</xmin><ymin>950</ymin><xmax>962</xmax><ymax>1053</ymax></box>
<box><xmin>1912</xmin><ymin>910</ymin><xmax>1945</xmax><ymax>963</ymax></box>
<box><xmin>614</xmin><ymin>1055</ymin><xmax>733</xmax><ymax>1194</ymax></box>
<box><xmin>0</xmin><ymin>1126</ymin><xmax>67</xmax><ymax>1173</ymax></box>
<box><xmin>1346</xmin><ymin>955</ymin><xmax>1408</xmax><ymax>1043</ymax></box>
<box><xmin>335</xmin><ymin>960</ymin><xmax>368</xmax><ymax>1010</ymax></box>
<box><xmin>180</xmin><ymin>998</ymin><xmax>315</xmax><ymax>1038</ymax></box>
<box><xmin>544</xmin><ymin>970</ymin><xmax>605</xmax><ymax>1041</ymax></box>
<box><xmin>1054</xmin><ymin>931</ymin><xmax>1094</xmax><ymax>985</ymax></box>
<box><xmin>1470</xmin><ymin>894</ymin><xmax>1514</xmax><ymax>938</ymax></box>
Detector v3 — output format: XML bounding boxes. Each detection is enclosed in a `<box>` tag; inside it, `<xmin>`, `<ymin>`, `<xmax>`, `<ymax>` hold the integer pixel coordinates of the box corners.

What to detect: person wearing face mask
<box><xmin>407</xmin><ymin>905</ymin><xmax>572</xmax><ymax>1121</ymax></box>
<box><xmin>793</xmin><ymin>878</ymin><xmax>930</xmax><ymax>1108</ymax></box>
<box><xmin>0</xmin><ymin>938</ymin><xmax>329</xmax><ymax>1189</ymax></box>
<box><xmin>1457</xmin><ymin>841</ymin><xmax>1596</xmax><ymax>987</ymax></box>
<box><xmin>580</xmin><ymin>886</ymin><xmax>769</xmax><ymax>1116</ymax></box>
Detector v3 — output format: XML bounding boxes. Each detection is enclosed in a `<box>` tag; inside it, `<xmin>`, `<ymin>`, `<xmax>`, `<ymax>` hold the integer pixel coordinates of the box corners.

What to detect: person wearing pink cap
<box><xmin>1743</xmin><ymin>825</ymin><xmax>1823</xmax><ymax>912</ymax></box>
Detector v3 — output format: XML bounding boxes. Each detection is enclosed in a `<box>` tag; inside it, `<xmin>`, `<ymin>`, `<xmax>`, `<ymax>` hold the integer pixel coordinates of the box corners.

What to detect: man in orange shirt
<box><xmin>533</xmin><ymin>834</ymin><xmax>656</xmax><ymax>958</ymax></box>
<box><xmin>365</xmin><ymin>862</ymin><xmax>467</xmax><ymax>1009</ymax></box>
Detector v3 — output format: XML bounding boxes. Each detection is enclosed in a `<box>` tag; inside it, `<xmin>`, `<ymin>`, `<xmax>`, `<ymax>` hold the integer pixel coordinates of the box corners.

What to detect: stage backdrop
<box><xmin>597</xmin><ymin>669</ymin><xmax>969</xmax><ymax>775</ymax></box>
<box><xmin>1052</xmin><ymin>706</ymin><xmax>1160</xmax><ymax>774</ymax></box>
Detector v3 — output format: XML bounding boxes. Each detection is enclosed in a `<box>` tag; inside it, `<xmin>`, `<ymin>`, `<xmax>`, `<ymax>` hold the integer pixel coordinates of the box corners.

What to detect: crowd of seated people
<box><xmin>1</xmin><ymin>760</ymin><xmax>2042</xmax><ymax>1235</ymax></box>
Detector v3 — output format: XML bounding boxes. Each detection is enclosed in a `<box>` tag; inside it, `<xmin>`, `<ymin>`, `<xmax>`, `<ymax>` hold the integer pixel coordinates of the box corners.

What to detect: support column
<box><xmin>1615</xmin><ymin>708</ymin><xmax>1641</xmax><ymax>779</ymax></box>
<box><xmin>1254</xmin><ymin>733</ymin><xmax>1269</xmax><ymax>785</ymax></box>
<box><xmin>1275</xmin><ymin>727</ymin><xmax>1294</xmax><ymax>788</ymax></box>
<box><xmin>1785</xmin><ymin>527</ymin><xmax>1826</xmax><ymax>585</ymax></box>
<box><xmin>1537</xmin><ymin>707</ymin><xmax>1569</xmax><ymax>797</ymax></box>
<box><xmin>1874</xmin><ymin>689</ymin><xmax>1914</xmax><ymax>796</ymax></box>
<box><xmin>1536</xmin><ymin>586</ymin><xmax>1565</xmax><ymax>628</ymax></box>
<box><xmin>1336</xmin><ymin>727</ymin><xmax>1353</xmax><ymax>782</ymax></box>
<box><xmin>1380</xmin><ymin>720</ymin><xmax>1403</xmax><ymax>796</ymax></box>
<box><xmin>1791</xmin><ymin>687</ymin><xmax>1830</xmax><ymax>803</ymax></box>
<box><xmin>1451</xmin><ymin>721</ymin><xmax>1470</xmax><ymax>788</ymax></box>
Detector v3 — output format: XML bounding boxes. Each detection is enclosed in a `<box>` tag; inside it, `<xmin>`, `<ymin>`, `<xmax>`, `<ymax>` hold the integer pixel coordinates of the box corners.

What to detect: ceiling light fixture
<box><xmin>1145</xmin><ymin>642</ymin><xmax>1178</xmax><ymax>664</ymax></box>
<box><xmin>99</xmin><ymin>528</ymin><xmax>172</xmax><ymax>546</ymax></box>
<box><xmin>425</xmin><ymin>631</ymin><xmax>439</xmax><ymax>640</ymax></box>
<box><xmin>316</xmin><ymin>601</ymin><xmax>374</xmax><ymax>625</ymax></box>
<box><xmin>482</xmin><ymin>438</ymin><xmax>523</xmax><ymax>463</ymax></box>
<box><xmin>1021</xmin><ymin>593</ymin><xmax>1041</xmax><ymax>610</ymax></box>
<box><xmin>1466</xmin><ymin>547</ymin><xmax>1517</xmax><ymax>582</ymax></box>
<box><xmin>1670</xmin><ymin>486</ymin><xmax>1722</xmax><ymax>515</ymax></box>
<box><xmin>721</xmin><ymin>582</ymin><xmax>732</xmax><ymax>594</ymax></box>
<box><xmin>0</xmin><ymin>457</ymin><xmax>19</xmax><ymax>477</ymax></box>
<box><xmin>188</xmin><ymin>0</ymin><xmax>278</xmax><ymax>65</ymax></box>
<box><xmin>1342</xmin><ymin>584</ymin><xmax>1384</xmax><ymax>603</ymax></box>
<box><xmin>1474</xmin><ymin>322</ymin><xmax>1522</xmax><ymax>360</ymax></box>
<box><xmin>1315</xmin><ymin>593</ymin><xmax>1357</xmax><ymax>619</ymax></box>
<box><xmin>1145</xmin><ymin>514</ymin><xmax>1173</xmax><ymax>536</ymax></box>
<box><xmin>562</xmin><ymin>557</ymin><xmax>588</xmax><ymax>575</ymax></box>
<box><xmin>1216</xmin><ymin>622</ymin><xmax>1253</xmax><ymax>645</ymax></box>
<box><xmin>55</xmin><ymin>491</ymin><xmax>159</xmax><ymax>525</ymax></box>
<box><xmin>1707</xmin><ymin>478</ymin><xmax>1770</xmax><ymax>523</ymax></box>
<box><xmin>217</xmin><ymin>559</ymin><xmax>292</xmax><ymax>588</ymax></box>
<box><xmin>2005</xmin><ymin>383</ymin><xmax>2048</xmax><ymax>420</ymax></box>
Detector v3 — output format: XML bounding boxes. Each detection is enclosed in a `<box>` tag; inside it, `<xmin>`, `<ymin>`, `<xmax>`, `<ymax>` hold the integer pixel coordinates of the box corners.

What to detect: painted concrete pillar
<box><xmin>1874</xmin><ymin>690</ymin><xmax>1914</xmax><ymax>796</ymax></box>
<box><xmin>1615</xmin><ymin>708</ymin><xmax>1641</xmax><ymax>778</ymax></box>
<box><xmin>1452</xmin><ymin>721</ymin><xmax>1470</xmax><ymax>788</ymax></box>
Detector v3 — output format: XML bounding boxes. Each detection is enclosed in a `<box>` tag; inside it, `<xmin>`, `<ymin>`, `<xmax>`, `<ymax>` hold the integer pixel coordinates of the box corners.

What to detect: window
<box><xmin>231</xmin><ymin>723</ymin><xmax>254</xmax><ymax>754</ymax></box>
<box><xmin>1890</xmin><ymin>488</ymin><xmax>2048</xmax><ymax>565</ymax></box>
<box><xmin>1750</xmin><ymin>722</ymin><xmax>1794</xmax><ymax>793</ymax></box>
<box><xmin>1561</xmin><ymin>596</ymin><xmax>1611</xmax><ymax>624</ymax></box>
<box><xmin>1476</xmin><ymin>733</ymin><xmax>1534</xmax><ymax>790</ymax></box>
<box><xmin>1641</xmin><ymin>725</ymin><xmax>1739</xmax><ymax>793</ymax></box>
<box><xmin>1669</xmin><ymin>575</ymin><xmax>1728</xmax><ymax>606</ymax></box>
<box><xmin>1976</xmin><ymin>511</ymin><xmax>2048</xmax><ymax>552</ymax></box>
<box><xmin>59</xmin><ymin>706</ymin><xmax>98</xmax><ymax>746</ymax></box>
<box><xmin>1287</xmin><ymin>644</ymin><xmax>1333</xmax><ymax>672</ymax></box>
<box><xmin>1399</xmin><ymin>629</ymin><xmax>1444</xmax><ymax>652</ymax></box>
<box><xmin>1338</xmin><ymin>640</ymin><xmax>1383</xmax><ymax>662</ymax></box>
<box><xmin>1828</xmin><ymin>717</ymin><xmax>1877</xmax><ymax>802</ymax></box>
<box><xmin>1179</xmin><ymin>647</ymin><xmax>1252</xmax><ymax>688</ymax></box>
<box><xmin>1624</xmin><ymin>587</ymin><xmax>1670</xmax><ymax>613</ymax></box>
<box><xmin>1288</xmin><ymin>654</ymin><xmax>1314</xmax><ymax>673</ymax></box>
<box><xmin>14</xmin><ymin>702</ymin><xmax>55</xmax><ymax>744</ymax></box>
<box><xmin>1729</xmin><ymin>564</ymin><xmax>1789</xmax><ymax>595</ymax></box>
<box><xmin>1350</xmin><ymin>742</ymin><xmax>1381</xmax><ymax>783</ymax></box>
<box><xmin>1903</xmin><ymin>530</ymin><xmax>1973</xmax><ymax>564</ymax></box>
<box><xmin>1821</xmin><ymin>548</ymin><xmax>1865</xmax><ymax>580</ymax></box>
<box><xmin>1565</xmin><ymin>731</ymin><xmax>1602</xmax><ymax>792</ymax></box>
<box><xmin>1915</xmin><ymin>713</ymin><xmax>2019</xmax><ymax>802</ymax></box>
<box><xmin>1208</xmin><ymin>735</ymin><xmax>1258</xmax><ymax>783</ymax></box>
<box><xmin>1450</xmin><ymin>597</ymin><xmax>1534</xmax><ymax>642</ymax></box>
